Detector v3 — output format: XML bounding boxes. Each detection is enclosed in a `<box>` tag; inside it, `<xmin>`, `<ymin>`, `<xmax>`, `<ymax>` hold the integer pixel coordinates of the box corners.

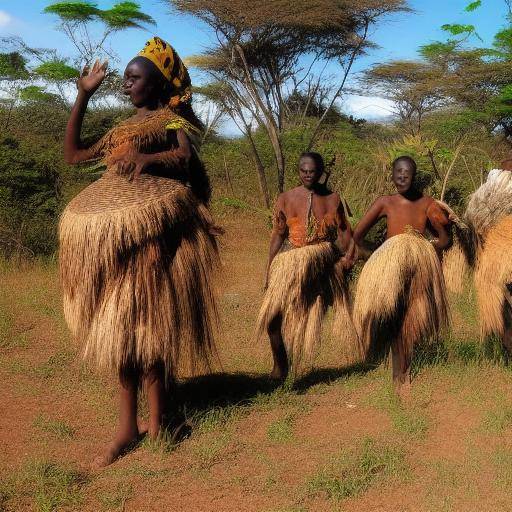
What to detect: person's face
<box><xmin>299</xmin><ymin>157</ymin><xmax>322</xmax><ymax>189</ymax></box>
<box><xmin>123</xmin><ymin>59</ymin><xmax>158</xmax><ymax>108</ymax></box>
<box><xmin>392</xmin><ymin>161</ymin><xmax>415</xmax><ymax>194</ymax></box>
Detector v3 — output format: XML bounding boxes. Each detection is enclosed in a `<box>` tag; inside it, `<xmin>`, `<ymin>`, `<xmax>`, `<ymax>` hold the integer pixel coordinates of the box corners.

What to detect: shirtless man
<box><xmin>354</xmin><ymin>156</ymin><xmax>450</xmax><ymax>256</ymax></box>
<box><xmin>258</xmin><ymin>152</ymin><xmax>355</xmax><ymax>380</ymax></box>
<box><xmin>352</xmin><ymin>156</ymin><xmax>451</xmax><ymax>395</ymax></box>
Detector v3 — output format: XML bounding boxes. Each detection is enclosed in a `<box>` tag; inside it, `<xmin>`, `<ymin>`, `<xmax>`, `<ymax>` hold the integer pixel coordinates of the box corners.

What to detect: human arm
<box><xmin>353</xmin><ymin>197</ymin><xmax>386</xmax><ymax>250</ymax></box>
<box><xmin>64</xmin><ymin>60</ymin><xmax>108</xmax><ymax>164</ymax></box>
<box><xmin>426</xmin><ymin>201</ymin><xmax>451</xmax><ymax>257</ymax></box>
<box><xmin>265</xmin><ymin>195</ymin><xmax>287</xmax><ymax>289</ymax></box>
<box><xmin>110</xmin><ymin>129</ymin><xmax>192</xmax><ymax>180</ymax></box>
<box><xmin>334</xmin><ymin>198</ymin><xmax>356</xmax><ymax>269</ymax></box>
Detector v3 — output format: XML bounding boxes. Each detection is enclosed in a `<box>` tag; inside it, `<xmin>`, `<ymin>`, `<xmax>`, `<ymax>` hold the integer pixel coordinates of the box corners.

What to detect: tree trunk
<box><xmin>245</xmin><ymin>129</ymin><xmax>270</xmax><ymax>208</ymax></box>
<box><xmin>234</xmin><ymin>44</ymin><xmax>286</xmax><ymax>193</ymax></box>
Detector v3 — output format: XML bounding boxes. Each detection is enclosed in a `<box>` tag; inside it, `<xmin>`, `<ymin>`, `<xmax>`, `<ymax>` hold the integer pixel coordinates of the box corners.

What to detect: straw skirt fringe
<box><xmin>256</xmin><ymin>242</ymin><xmax>352</xmax><ymax>377</ymax></box>
<box><xmin>474</xmin><ymin>216</ymin><xmax>512</xmax><ymax>338</ymax></box>
<box><xmin>353</xmin><ymin>232</ymin><xmax>449</xmax><ymax>364</ymax></box>
<box><xmin>59</xmin><ymin>174</ymin><xmax>219</xmax><ymax>377</ymax></box>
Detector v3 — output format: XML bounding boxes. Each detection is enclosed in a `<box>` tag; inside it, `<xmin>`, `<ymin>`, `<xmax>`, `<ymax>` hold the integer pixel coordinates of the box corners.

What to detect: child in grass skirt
<box><xmin>60</xmin><ymin>37</ymin><xmax>219</xmax><ymax>467</ymax></box>
<box><xmin>352</xmin><ymin>156</ymin><xmax>451</xmax><ymax>396</ymax></box>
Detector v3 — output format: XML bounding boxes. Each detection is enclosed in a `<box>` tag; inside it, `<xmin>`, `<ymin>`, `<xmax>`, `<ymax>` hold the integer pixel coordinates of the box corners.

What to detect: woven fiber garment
<box><xmin>353</xmin><ymin>232</ymin><xmax>449</xmax><ymax>368</ymax></box>
<box><xmin>466</xmin><ymin>169</ymin><xmax>512</xmax><ymax>242</ymax></box>
<box><xmin>256</xmin><ymin>241</ymin><xmax>355</xmax><ymax>378</ymax></box>
<box><xmin>474</xmin><ymin>216</ymin><xmax>512</xmax><ymax>338</ymax></box>
<box><xmin>59</xmin><ymin>105</ymin><xmax>219</xmax><ymax>377</ymax></box>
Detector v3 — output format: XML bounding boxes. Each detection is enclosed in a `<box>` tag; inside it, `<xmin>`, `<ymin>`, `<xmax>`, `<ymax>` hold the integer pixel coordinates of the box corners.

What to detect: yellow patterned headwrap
<box><xmin>138</xmin><ymin>36</ymin><xmax>192</xmax><ymax>107</ymax></box>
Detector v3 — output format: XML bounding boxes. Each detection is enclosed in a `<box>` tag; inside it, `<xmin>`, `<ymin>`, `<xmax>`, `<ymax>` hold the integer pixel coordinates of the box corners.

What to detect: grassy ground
<box><xmin>1</xmin><ymin>207</ymin><xmax>512</xmax><ymax>511</ymax></box>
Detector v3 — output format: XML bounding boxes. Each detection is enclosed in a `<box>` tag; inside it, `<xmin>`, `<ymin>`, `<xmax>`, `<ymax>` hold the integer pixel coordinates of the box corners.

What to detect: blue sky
<box><xmin>0</xmin><ymin>0</ymin><xmax>506</xmax><ymax>121</ymax></box>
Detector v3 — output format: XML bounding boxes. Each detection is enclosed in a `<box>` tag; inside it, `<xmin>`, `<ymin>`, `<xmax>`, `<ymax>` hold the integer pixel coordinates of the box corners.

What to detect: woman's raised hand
<box><xmin>77</xmin><ymin>59</ymin><xmax>108</xmax><ymax>96</ymax></box>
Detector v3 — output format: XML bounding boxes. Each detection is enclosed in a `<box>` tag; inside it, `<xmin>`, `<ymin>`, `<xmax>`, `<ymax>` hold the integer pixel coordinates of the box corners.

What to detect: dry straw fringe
<box><xmin>474</xmin><ymin>216</ymin><xmax>512</xmax><ymax>338</ymax></box>
<box><xmin>353</xmin><ymin>232</ymin><xmax>449</xmax><ymax>366</ymax></box>
<box><xmin>466</xmin><ymin>169</ymin><xmax>512</xmax><ymax>242</ymax></box>
<box><xmin>59</xmin><ymin>177</ymin><xmax>219</xmax><ymax>378</ymax></box>
<box><xmin>256</xmin><ymin>242</ymin><xmax>354</xmax><ymax>378</ymax></box>
<box><xmin>435</xmin><ymin>200</ymin><xmax>475</xmax><ymax>295</ymax></box>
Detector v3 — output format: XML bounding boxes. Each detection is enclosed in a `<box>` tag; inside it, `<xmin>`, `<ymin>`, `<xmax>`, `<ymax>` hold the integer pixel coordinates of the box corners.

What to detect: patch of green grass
<box><xmin>0</xmin><ymin>460</ymin><xmax>87</xmax><ymax>512</ymax></box>
<box><xmin>267</xmin><ymin>413</ymin><xmax>295</xmax><ymax>443</ymax></box>
<box><xmin>33</xmin><ymin>415</ymin><xmax>75</xmax><ymax>440</ymax></box>
<box><xmin>481</xmin><ymin>406</ymin><xmax>512</xmax><ymax>433</ymax></box>
<box><xmin>0</xmin><ymin>356</ymin><xmax>30</xmax><ymax>375</ymax></box>
<box><xmin>306</xmin><ymin>437</ymin><xmax>407</xmax><ymax>501</ymax></box>
<box><xmin>192</xmin><ymin>404</ymin><xmax>249</xmax><ymax>434</ymax></box>
<box><xmin>365</xmin><ymin>385</ymin><xmax>429</xmax><ymax>437</ymax></box>
<box><xmin>141</xmin><ymin>428</ymin><xmax>177</xmax><ymax>455</ymax></box>
<box><xmin>192</xmin><ymin>430</ymin><xmax>234</xmax><ymax>470</ymax></box>
<box><xmin>251</xmin><ymin>385</ymin><xmax>307</xmax><ymax>412</ymax></box>
<box><xmin>494</xmin><ymin>447</ymin><xmax>512</xmax><ymax>487</ymax></box>
<box><xmin>97</xmin><ymin>482</ymin><xmax>132</xmax><ymax>510</ymax></box>
<box><xmin>32</xmin><ymin>349</ymin><xmax>73</xmax><ymax>380</ymax></box>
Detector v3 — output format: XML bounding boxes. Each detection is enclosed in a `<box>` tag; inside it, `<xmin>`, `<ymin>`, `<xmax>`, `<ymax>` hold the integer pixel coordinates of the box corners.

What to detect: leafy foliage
<box><xmin>34</xmin><ymin>60</ymin><xmax>79</xmax><ymax>81</ymax></box>
<box><xmin>0</xmin><ymin>52</ymin><xmax>29</xmax><ymax>79</ymax></box>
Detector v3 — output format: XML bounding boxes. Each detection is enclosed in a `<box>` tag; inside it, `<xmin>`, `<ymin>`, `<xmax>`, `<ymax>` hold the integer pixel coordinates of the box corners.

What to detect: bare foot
<box><xmin>91</xmin><ymin>430</ymin><xmax>139</xmax><ymax>469</ymax></box>
<box><xmin>395</xmin><ymin>379</ymin><xmax>412</xmax><ymax>401</ymax></box>
<box><xmin>137</xmin><ymin>417</ymin><xmax>149</xmax><ymax>436</ymax></box>
<box><xmin>270</xmin><ymin>365</ymin><xmax>288</xmax><ymax>380</ymax></box>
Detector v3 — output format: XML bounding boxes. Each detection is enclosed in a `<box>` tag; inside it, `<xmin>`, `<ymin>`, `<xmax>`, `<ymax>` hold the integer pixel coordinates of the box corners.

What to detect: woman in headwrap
<box><xmin>256</xmin><ymin>152</ymin><xmax>356</xmax><ymax>380</ymax></box>
<box><xmin>443</xmin><ymin>159</ymin><xmax>512</xmax><ymax>354</ymax></box>
<box><xmin>60</xmin><ymin>37</ymin><xmax>218</xmax><ymax>467</ymax></box>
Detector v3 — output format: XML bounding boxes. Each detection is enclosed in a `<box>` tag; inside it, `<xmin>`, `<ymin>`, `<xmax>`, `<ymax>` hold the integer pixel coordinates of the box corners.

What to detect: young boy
<box><xmin>257</xmin><ymin>152</ymin><xmax>355</xmax><ymax>380</ymax></box>
<box><xmin>352</xmin><ymin>156</ymin><xmax>450</xmax><ymax>395</ymax></box>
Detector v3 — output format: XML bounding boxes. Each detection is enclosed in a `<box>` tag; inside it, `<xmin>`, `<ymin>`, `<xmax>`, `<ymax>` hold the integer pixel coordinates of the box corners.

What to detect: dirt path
<box><xmin>1</xmin><ymin>210</ymin><xmax>512</xmax><ymax>511</ymax></box>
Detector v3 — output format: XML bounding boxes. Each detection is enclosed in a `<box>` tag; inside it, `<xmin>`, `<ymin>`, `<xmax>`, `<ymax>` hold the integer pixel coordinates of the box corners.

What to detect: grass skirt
<box><xmin>353</xmin><ymin>232</ymin><xmax>449</xmax><ymax>365</ymax></box>
<box><xmin>474</xmin><ymin>216</ymin><xmax>512</xmax><ymax>337</ymax></box>
<box><xmin>59</xmin><ymin>172</ymin><xmax>219</xmax><ymax>377</ymax></box>
<box><xmin>256</xmin><ymin>241</ymin><xmax>352</xmax><ymax>377</ymax></box>
<box><xmin>466</xmin><ymin>169</ymin><xmax>512</xmax><ymax>241</ymax></box>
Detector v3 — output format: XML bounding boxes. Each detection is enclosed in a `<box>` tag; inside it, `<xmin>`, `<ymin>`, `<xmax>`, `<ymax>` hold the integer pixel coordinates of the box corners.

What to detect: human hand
<box><xmin>107</xmin><ymin>144</ymin><xmax>150</xmax><ymax>180</ymax></box>
<box><xmin>77</xmin><ymin>59</ymin><xmax>108</xmax><ymax>96</ymax></box>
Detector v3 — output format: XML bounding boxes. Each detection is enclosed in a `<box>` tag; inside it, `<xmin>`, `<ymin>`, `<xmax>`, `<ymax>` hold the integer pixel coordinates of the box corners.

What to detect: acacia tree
<box><xmin>171</xmin><ymin>0</ymin><xmax>408</xmax><ymax>193</ymax></box>
<box><xmin>44</xmin><ymin>1</ymin><xmax>155</xmax><ymax>65</ymax></box>
<box><xmin>363</xmin><ymin>61</ymin><xmax>446</xmax><ymax>137</ymax></box>
<box><xmin>366</xmin><ymin>0</ymin><xmax>512</xmax><ymax>141</ymax></box>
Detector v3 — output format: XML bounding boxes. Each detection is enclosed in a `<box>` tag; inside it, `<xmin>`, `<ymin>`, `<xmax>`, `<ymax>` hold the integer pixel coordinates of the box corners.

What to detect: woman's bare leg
<box><xmin>144</xmin><ymin>363</ymin><xmax>166</xmax><ymax>439</ymax></box>
<box><xmin>92</xmin><ymin>367</ymin><xmax>140</xmax><ymax>468</ymax></box>
<box><xmin>391</xmin><ymin>335</ymin><xmax>411</xmax><ymax>398</ymax></box>
<box><xmin>268</xmin><ymin>315</ymin><xmax>288</xmax><ymax>380</ymax></box>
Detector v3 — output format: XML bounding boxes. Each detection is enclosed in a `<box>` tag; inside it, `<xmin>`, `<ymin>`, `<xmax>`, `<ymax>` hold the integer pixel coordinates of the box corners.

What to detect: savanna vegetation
<box><xmin>1</xmin><ymin>1</ymin><xmax>512</xmax><ymax>511</ymax></box>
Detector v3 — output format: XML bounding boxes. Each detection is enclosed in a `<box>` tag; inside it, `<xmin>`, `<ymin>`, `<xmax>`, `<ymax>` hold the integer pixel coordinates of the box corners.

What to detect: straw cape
<box><xmin>59</xmin><ymin>108</ymin><xmax>219</xmax><ymax>377</ymax></box>
<box><xmin>256</xmin><ymin>241</ymin><xmax>353</xmax><ymax>377</ymax></box>
<box><xmin>353</xmin><ymin>231</ymin><xmax>449</xmax><ymax>367</ymax></box>
<box><xmin>443</xmin><ymin>169</ymin><xmax>512</xmax><ymax>338</ymax></box>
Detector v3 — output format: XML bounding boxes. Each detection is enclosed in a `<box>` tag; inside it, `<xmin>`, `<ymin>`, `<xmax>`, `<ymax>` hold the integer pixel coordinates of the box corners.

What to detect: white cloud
<box><xmin>341</xmin><ymin>94</ymin><xmax>395</xmax><ymax>120</ymax></box>
<box><xmin>0</xmin><ymin>10</ymin><xmax>13</xmax><ymax>28</ymax></box>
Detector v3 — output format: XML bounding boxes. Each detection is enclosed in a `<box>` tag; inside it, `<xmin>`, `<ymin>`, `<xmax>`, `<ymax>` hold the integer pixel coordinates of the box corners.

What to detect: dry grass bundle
<box><xmin>59</xmin><ymin>173</ymin><xmax>219</xmax><ymax>378</ymax></box>
<box><xmin>353</xmin><ymin>232</ymin><xmax>449</xmax><ymax>365</ymax></box>
<box><xmin>466</xmin><ymin>169</ymin><xmax>512</xmax><ymax>241</ymax></box>
<box><xmin>256</xmin><ymin>242</ymin><xmax>353</xmax><ymax>378</ymax></box>
<box><xmin>474</xmin><ymin>216</ymin><xmax>512</xmax><ymax>338</ymax></box>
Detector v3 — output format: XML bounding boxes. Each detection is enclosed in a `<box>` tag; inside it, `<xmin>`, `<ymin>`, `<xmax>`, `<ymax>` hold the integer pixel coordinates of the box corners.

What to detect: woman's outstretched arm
<box><xmin>64</xmin><ymin>60</ymin><xmax>108</xmax><ymax>164</ymax></box>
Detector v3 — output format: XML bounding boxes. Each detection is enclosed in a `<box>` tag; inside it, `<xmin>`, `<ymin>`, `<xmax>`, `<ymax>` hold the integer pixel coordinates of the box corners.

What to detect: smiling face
<box><xmin>392</xmin><ymin>159</ymin><xmax>416</xmax><ymax>194</ymax></box>
<box><xmin>123</xmin><ymin>57</ymin><xmax>163</xmax><ymax>108</ymax></box>
<box><xmin>299</xmin><ymin>156</ymin><xmax>322</xmax><ymax>189</ymax></box>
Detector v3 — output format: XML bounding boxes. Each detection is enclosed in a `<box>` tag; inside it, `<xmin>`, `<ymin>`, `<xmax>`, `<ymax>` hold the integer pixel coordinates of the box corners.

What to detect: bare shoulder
<box><xmin>375</xmin><ymin>194</ymin><xmax>392</xmax><ymax>207</ymax></box>
<box><xmin>326</xmin><ymin>191</ymin><xmax>341</xmax><ymax>205</ymax></box>
<box><xmin>425</xmin><ymin>197</ymin><xmax>450</xmax><ymax>225</ymax></box>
